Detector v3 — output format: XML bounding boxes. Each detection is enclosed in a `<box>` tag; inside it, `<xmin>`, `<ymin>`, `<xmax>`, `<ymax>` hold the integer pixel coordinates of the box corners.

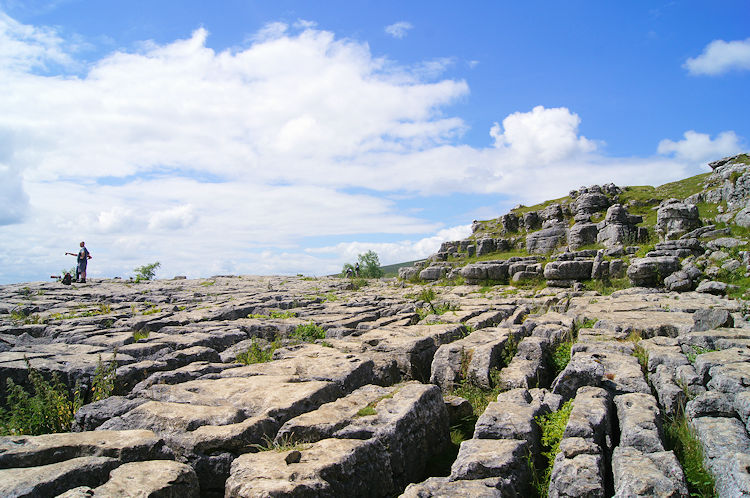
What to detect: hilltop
<box><xmin>0</xmin><ymin>154</ymin><xmax>750</xmax><ymax>497</ymax></box>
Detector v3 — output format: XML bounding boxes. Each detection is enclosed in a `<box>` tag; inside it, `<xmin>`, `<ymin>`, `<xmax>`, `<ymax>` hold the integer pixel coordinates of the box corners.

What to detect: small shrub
<box><xmin>0</xmin><ymin>358</ymin><xmax>83</xmax><ymax>435</ymax></box>
<box><xmin>134</xmin><ymin>262</ymin><xmax>160</xmax><ymax>282</ymax></box>
<box><xmin>500</xmin><ymin>334</ymin><xmax>519</xmax><ymax>368</ymax></box>
<box><xmin>551</xmin><ymin>339</ymin><xmax>574</xmax><ymax>375</ymax></box>
<box><xmin>292</xmin><ymin>322</ymin><xmax>326</xmax><ymax>342</ymax></box>
<box><xmin>91</xmin><ymin>353</ymin><xmax>117</xmax><ymax>402</ymax></box>
<box><xmin>451</xmin><ymin>367</ymin><xmax>506</xmax><ymax>417</ymax></box>
<box><xmin>686</xmin><ymin>345</ymin><xmax>717</xmax><ymax>364</ymax></box>
<box><xmin>236</xmin><ymin>339</ymin><xmax>280</xmax><ymax>364</ymax></box>
<box><xmin>270</xmin><ymin>310</ymin><xmax>297</xmax><ymax>319</ymax></box>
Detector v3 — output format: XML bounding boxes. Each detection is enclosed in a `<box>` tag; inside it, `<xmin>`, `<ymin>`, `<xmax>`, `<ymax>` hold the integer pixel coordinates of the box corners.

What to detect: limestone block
<box><xmin>615</xmin><ymin>393</ymin><xmax>664</xmax><ymax>453</ymax></box>
<box><xmin>225</xmin><ymin>438</ymin><xmax>394</xmax><ymax>498</ymax></box>
<box><xmin>612</xmin><ymin>446</ymin><xmax>688</xmax><ymax>497</ymax></box>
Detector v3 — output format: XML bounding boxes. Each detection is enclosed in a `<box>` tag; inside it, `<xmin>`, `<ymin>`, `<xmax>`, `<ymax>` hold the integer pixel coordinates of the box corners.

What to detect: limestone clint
<box><xmin>66</xmin><ymin>241</ymin><xmax>92</xmax><ymax>283</ymax></box>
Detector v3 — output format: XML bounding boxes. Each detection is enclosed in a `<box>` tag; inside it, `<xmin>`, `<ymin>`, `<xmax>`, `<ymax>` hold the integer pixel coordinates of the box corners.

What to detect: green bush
<box><xmin>134</xmin><ymin>262</ymin><xmax>160</xmax><ymax>282</ymax></box>
<box><xmin>342</xmin><ymin>250</ymin><xmax>384</xmax><ymax>279</ymax></box>
<box><xmin>292</xmin><ymin>322</ymin><xmax>326</xmax><ymax>342</ymax></box>
<box><xmin>236</xmin><ymin>339</ymin><xmax>280</xmax><ymax>364</ymax></box>
<box><xmin>0</xmin><ymin>359</ymin><xmax>83</xmax><ymax>435</ymax></box>
<box><xmin>91</xmin><ymin>353</ymin><xmax>118</xmax><ymax>402</ymax></box>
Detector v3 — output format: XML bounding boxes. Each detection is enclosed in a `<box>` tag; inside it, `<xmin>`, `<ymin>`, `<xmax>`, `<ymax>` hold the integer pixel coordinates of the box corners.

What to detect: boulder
<box><xmin>692</xmin><ymin>308</ymin><xmax>734</xmax><ymax>332</ymax></box>
<box><xmin>626</xmin><ymin>256</ymin><xmax>680</xmax><ymax>287</ymax></box>
<box><xmin>526</xmin><ymin>223</ymin><xmax>567</xmax><ymax>254</ymax></box>
<box><xmin>655</xmin><ymin>199</ymin><xmax>701</xmax><ymax>240</ymax></box>
<box><xmin>596</xmin><ymin>204</ymin><xmax>644</xmax><ymax>248</ymax></box>
<box><xmin>543</xmin><ymin>260</ymin><xmax>594</xmax><ymax>281</ymax></box>
<box><xmin>567</xmin><ymin>222</ymin><xmax>598</xmax><ymax>249</ymax></box>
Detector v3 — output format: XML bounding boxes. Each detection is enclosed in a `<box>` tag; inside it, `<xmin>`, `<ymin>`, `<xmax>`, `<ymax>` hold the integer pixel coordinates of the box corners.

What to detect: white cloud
<box><xmin>308</xmin><ymin>224</ymin><xmax>473</xmax><ymax>266</ymax></box>
<box><xmin>657</xmin><ymin>130</ymin><xmax>744</xmax><ymax>165</ymax></box>
<box><xmin>0</xmin><ymin>11</ymin><xmax>73</xmax><ymax>71</ymax></box>
<box><xmin>148</xmin><ymin>205</ymin><xmax>197</xmax><ymax>231</ymax></box>
<box><xmin>0</xmin><ymin>14</ymin><xmax>743</xmax><ymax>283</ymax></box>
<box><xmin>0</xmin><ymin>162</ymin><xmax>27</xmax><ymax>225</ymax></box>
<box><xmin>489</xmin><ymin>106</ymin><xmax>596</xmax><ymax>163</ymax></box>
<box><xmin>385</xmin><ymin>21</ymin><xmax>413</xmax><ymax>39</ymax></box>
<box><xmin>684</xmin><ymin>38</ymin><xmax>750</xmax><ymax>76</ymax></box>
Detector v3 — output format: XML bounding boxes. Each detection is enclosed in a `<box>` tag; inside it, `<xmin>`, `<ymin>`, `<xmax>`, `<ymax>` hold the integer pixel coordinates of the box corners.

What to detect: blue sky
<box><xmin>0</xmin><ymin>1</ymin><xmax>748</xmax><ymax>283</ymax></box>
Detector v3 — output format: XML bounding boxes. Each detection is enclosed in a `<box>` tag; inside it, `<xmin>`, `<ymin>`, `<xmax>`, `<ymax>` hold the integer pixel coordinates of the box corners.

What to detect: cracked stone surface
<box><xmin>1</xmin><ymin>276</ymin><xmax>749</xmax><ymax>496</ymax></box>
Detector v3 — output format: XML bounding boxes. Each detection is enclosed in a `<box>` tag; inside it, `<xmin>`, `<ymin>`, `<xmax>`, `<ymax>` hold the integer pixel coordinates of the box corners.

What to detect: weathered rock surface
<box><xmin>1</xmin><ymin>273</ymin><xmax>750</xmax><ymax>496</ymax></box>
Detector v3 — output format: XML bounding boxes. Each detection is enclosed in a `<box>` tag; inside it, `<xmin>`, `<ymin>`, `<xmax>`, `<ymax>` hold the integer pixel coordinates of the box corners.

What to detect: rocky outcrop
<box><xmin>655</xmin><ymin>198</ymin><xmax>701</xmax><ymax>241</ymax></box>
<box><xmin>526</xmin><ymin>223</ymin><xmax>567</xmax><ymax>254</ymax></box>
<box><xmin>596</xmin><ymin>204</ymin><xmax>646</xmax><ymax>248</ymax></box>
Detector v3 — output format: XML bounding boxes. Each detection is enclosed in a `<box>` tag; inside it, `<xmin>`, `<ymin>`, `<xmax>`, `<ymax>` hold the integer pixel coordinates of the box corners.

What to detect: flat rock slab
<box><xmin>277</xmin><ymin>381</ymin><xmax>449</xmax><ymax>489</ymax></box>
<box><xmin>339</xmin><ymin>323</ymin><xmax>466</xmax><ymax>381</ymax></box>
<box><xmin>449</xmin><ymin>438</ymin><xmax>528</xmax><ymax>486</ymax></box>
<box><xmin>225</xmin><ymin>438</ymin><xmax>394</xmax><ymax>498</ymax></box>
<box><xmin>691</xmin><ymin>416</ymin><xmax>750</xmax><ymax>472</ymax></box>
<box><xmin>549</xmin><ymin>450</ymin><xmax>604</xmax><ymax>498</ymax></box>
<box><xmin>0</xmin><ymin>455</ymin><xmax>119</xmax><ymax>498</ymax></box>
<box><xmin>401</xmin><ymin>476</ymin><xmax>511</xmax><ymax>497</ymax></box>
<box><xmin>0</xmin><ymin>430</ymin><xmax>171</xmax><ymax>469</ymax></box>
<box><xmin>563</xmin><ymin>386</ymin><xmax>612</xmax><ymax>449</ymax></box>
<box><xmin>220</xmin><ymin>343</ymin><xmax>376</xmax><ymax>393</ymax></box>
<box><xmin>57</xmin><ymin>460</ymin><xmax>199</xmax><ymax>498</ymax></box>
<box><xmin>612</xmin><ymin>446</ymin><xmax>687</xmax><ymax>498</ymax></box>
<box><xmin>137</xmin><ymin>375</ymin><xmax>340</xmax><ymax>426</ymax></box>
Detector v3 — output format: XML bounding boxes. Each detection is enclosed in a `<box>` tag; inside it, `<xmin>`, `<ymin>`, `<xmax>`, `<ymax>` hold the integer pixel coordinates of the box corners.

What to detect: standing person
<box><xmin>66</xmin><ymin>241</ymin><xmax>92</xmax><ymax>283</ymax></box>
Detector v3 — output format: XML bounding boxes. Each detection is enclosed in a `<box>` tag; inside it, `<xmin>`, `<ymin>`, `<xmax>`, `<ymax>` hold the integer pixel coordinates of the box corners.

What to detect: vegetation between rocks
<box><xmin>0</xmin><ymin>354</ymin><xmax>117</xmax><ymax>435</ymax></box>
<box><xmin>664</xmin><ymin>411</ymin><xmax>716</xmax><ymax>497</ymax></box>
<box><xmin>292</xmin><ymin>322</ymin><xmax>326</xmax><ymax>342</ymax></box>
<box><xmin>236</xmin><ymin>338</ymin><xmax>281</xmax><ymax>364</ymax></box>
<box><xmin>532</xmin><ymin>399</ymin><xmax>574</xmax><ymax>497</ymax></box>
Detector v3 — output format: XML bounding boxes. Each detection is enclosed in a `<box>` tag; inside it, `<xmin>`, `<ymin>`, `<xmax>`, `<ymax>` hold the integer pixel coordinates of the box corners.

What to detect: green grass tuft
<box><xmin>664</xmin><ymin>412</ymin><xmax>716</xmax><ymax>497</ymax></box>
<box><xmin>292</xmin><ymin>322</ymin><xmax>326</xmax><ymax>342</ymax></box>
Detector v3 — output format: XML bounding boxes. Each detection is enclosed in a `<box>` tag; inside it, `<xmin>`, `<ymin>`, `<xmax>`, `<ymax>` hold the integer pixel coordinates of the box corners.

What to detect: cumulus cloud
<box><xmin>148</xmin><ymin>205</ymin><xmax>197</xmax><ymax>231</ymax></box>
<box><xmin>385</xmin><ymin>21</ymin><xmax>413</xmax><ymax>39</ymax></box>
<box><xmin>490</xmin><ymin>106</ymin><xmax>596</xmax><ymax>163</ymax></box>
<box><xmin>657</xmin><ymin>130</ymin><xmax>744</xmax><ymax>164</ymax></box>
<box><xmin>684</xmin><ymin>38</ymin><xmax>750</xmax><ymax>75</ymax></box>
<box><xmin>0</xmin><ymin>13</ymin><xmax>742</xmax><ymax>283</ymax></box>
<box><xmin>308</xmin><ymin>224</ymin><xmax>473</xmax><ymax>266</ymax></box>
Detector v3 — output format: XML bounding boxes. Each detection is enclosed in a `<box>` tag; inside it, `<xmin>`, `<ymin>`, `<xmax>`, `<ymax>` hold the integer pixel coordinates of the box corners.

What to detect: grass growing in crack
<box><xmin>251</xmin><ymin>433</ymin><xmax>311</xmax><ymax>452</ymax></box>
<box><xmin>686</xmin><ymin>345</ymin><xmax>717</xmax><ymax>364</ymax></box>
<box><xmin>292</xmin><ymin>322</ymin><xmax>326</xmax><ymax>342</ymax></box>
<box><xmin>356</xmin><ymin>405</ymin><xmax>377</xmax><ymax>417</ymax></box>
<box><xmin>451</xmin><ymin>368</ymin><xmax>506</xmax><ymax>417</ymax></box>
<box><xmin>236</xmin><ymin>339</ymin><xmax>281</xmax><ymax>364</ymax></box>
<box><xmin>664</xmin><ymin>411</ymin><xmax>716</xmax><ymax>497</ymax></box>
<box><xmin>132</xmin><ymin>330</ymin><xmax>150</xmax><ymax>341</ymax></box>
<box><xmin>533</xmin><ymin>399</ymin><xmax>574</xmax><ymax>497</ymax></box>
<box><xmin>499</xmin><ymin>334</ymin><xmax>519</xmax><ymax>369</ymax></box>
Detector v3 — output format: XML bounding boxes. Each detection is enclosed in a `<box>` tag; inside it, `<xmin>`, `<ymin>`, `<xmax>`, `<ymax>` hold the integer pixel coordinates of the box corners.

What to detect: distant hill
<box><xmin>380</xmin><ymin>259</ymin><xmax>426</xmax><ymax>278</ymax></box>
